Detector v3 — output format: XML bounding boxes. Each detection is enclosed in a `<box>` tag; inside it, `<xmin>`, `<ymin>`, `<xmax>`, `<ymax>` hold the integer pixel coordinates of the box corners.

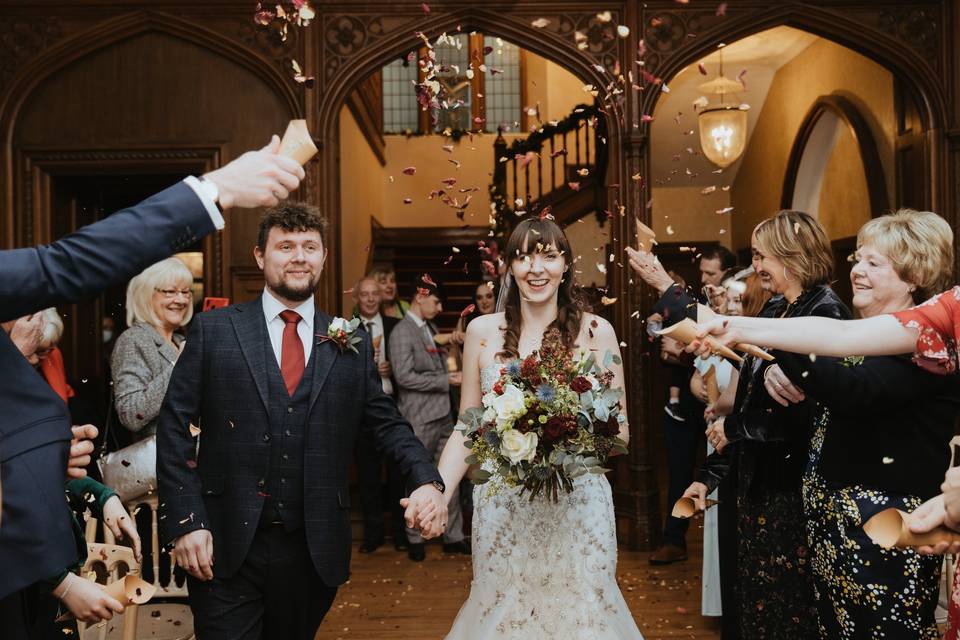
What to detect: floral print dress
<box><xmin>893</xmin><ymin>286</ymin><xmax>960</xmax><ymax>640</ymax></box>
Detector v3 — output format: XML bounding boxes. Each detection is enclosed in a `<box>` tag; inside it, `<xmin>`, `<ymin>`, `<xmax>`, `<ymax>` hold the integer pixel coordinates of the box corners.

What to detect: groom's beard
<box><xmin>270</xmin><ymin>274</ymin><xmax>319</xmax><ymax>302</ymax></box>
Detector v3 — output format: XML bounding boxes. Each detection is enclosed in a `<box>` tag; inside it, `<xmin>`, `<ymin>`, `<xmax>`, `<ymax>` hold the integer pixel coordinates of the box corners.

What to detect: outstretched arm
<box><xmin>698</xmin><ymin>313</ymin><xmax>917</xmax><ymax>358</ymax></box>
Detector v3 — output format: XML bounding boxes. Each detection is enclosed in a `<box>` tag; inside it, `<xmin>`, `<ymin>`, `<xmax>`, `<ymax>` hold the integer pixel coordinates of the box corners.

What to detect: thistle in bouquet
<box><xmin>458</xmin><ymin>328</ymin><xmax>628</xmax><ymax>501</ymax></box>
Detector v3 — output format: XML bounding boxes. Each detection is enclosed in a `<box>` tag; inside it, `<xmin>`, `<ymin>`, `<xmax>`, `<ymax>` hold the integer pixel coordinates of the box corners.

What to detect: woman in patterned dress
<box><xmin>687</xmin><ymin>210</ymin><xmax>851</xmax><ymax>639</ymax></box>
<box><xmin>758</xmin><ymin>210</ymin><xmax>958</xmax><ymax>638</ymax></box>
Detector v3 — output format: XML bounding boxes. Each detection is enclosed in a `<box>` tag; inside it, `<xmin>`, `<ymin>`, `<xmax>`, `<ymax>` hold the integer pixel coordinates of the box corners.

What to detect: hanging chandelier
<box><xmin>697</xmin><ymin>48</ymin><xmax>748</xmax><ymax>168</ymax></box>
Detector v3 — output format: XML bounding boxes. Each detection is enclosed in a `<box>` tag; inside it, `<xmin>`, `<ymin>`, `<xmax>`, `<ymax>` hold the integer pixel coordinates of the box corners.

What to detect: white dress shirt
<box><xmin>262</xmin><ymin>288</ymin><xmax>315</xmax><ymax>368</ymax></box>
<box><xmin>360</xmin><ymin>312</ymin><xmax>394</xmax><ymax>395</ymax></box>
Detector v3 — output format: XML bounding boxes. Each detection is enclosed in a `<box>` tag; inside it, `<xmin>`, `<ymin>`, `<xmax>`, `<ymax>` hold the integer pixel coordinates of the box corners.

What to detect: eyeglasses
<box><xmin>155</xmin><ymin>287</ymin><xmax>193</xmax><ymax>299</ymax></box>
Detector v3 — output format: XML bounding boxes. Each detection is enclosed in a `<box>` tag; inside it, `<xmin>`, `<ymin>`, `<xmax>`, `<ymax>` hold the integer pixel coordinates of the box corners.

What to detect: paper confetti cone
<box><xmin>657</xmin><ymin>318</ymin><xmax>742</xmax><ymax>363</ymax></box>
<box><xmin>863</xmin><ymin>508</ymin><xmax>960</xmax><ymax>549</ymax></box>
<box><xmin>372</xmin><ymin>335</ymin><xmax>382</xmax><ymax>350</ymax></box>
<box><xmin>279</xmin><ymin>119</ymin><xmax>318</xmax><ymax>165</ymax></box>
<box><xmin>635</xmin><ymin>220</ymin><xmax>657</xmax><ymax>252</ymax></box>
<box><xmin>696</xmin><ymin>304</ymin><xmax>775</xmax><ymax>362</ymax></box>
<box><xmin>433</xmin><ymin>333</ymin><xmax>451</xmax><ymax>346</ymax></box>
<box><xmin>672</xmin><ymin>497</ymin><xmax>719</xmax><ymax>518</ymax></box>
<box><xmin>103</xmin><ymin>574</ymin><xmax>156</xmax><ymax>606</ymax></box>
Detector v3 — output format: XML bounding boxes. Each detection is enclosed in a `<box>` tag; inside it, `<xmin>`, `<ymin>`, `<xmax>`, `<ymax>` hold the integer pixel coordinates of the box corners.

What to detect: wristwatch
<box><xmin>430</xmin><ymin>480</ymin><xmax>445</xmax><ymax>493</ymax></box>
<box><xmin>197</xmin><ymin>176</ymin><xmax>222</xmax><ymax>212</ymax></box>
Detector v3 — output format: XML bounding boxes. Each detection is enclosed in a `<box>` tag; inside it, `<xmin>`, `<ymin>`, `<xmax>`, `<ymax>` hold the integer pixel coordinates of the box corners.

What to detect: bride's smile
<box><xmin>512</xmin><ymin>243</ymin><xmax>566</xmax><ymax>304</ymax></box>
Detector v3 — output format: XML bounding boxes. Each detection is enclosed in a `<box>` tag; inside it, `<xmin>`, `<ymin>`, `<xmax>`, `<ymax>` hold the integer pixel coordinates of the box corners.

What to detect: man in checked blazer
<box><xmin>389</xmin><ymin>275</ymin><xmax>468</xmax><ymax>561</ymax></box>
<box><xmin>157</xmin><ymin>203</ymin><xmax>447</xmax><ymax>640</ymax></box>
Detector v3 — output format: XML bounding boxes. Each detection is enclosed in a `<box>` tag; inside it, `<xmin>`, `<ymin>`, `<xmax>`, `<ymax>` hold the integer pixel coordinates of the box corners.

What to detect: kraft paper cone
<box><xmin>372</xmin><ymin>335</ymin><xmax>382</xmax><ymax>350</ymax></box>
<box><xmin>704</xmin><ymin>366</ymin><xmax>720</xmax><ymax>404</ymax></box>
<box><xmin>57</xmin><ymin>575</ymin><xmax>156</xmax><ymax>621</ymax></box>
<box><xmin>672</xmin><ymin>497</ymin><xmax>719</xmax><ymax>518</ymax></box>
<box><xmin>103</xmin><ymin>574</ymin><xmax>156</xmax><ymax>605</ymax></box>
<box><xmin>696</xmin><ymin>304</ymin><xmax>774</xmax><ymax>362</ymax></box>
<box><xmin>189</xmin><ymin>423</ymin><xmax>201</xmax><ymax>437</ymax></box>
<box><xmin>657</xmin><ymin>318</ymin><xmax>742</xmax><ymax>363</ymax></box>
<box><xmin>635</xmin><ymin>220</ymin><xmax>657</xmax><ymax>252</ymax></box>
<box><xmin>863</xmin><ymin>508</ymin><xmax>960</xmax><ymax>549</ymax></box>
<box><xmin>279</xmin><ymin>119</ymin><xmax>317</xmax><ymax>165</ymax></box>
<box><xmin>434</xmin><ymin>333</ymin><xmax>451</xmax><ymax>346</ymax></box>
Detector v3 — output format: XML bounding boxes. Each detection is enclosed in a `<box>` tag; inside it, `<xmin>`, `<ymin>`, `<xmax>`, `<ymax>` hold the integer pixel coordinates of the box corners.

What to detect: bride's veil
<box><xmin>495</xmin><ymin>271</ymin><xmax>513</xmax><ymax>313</ymax></box>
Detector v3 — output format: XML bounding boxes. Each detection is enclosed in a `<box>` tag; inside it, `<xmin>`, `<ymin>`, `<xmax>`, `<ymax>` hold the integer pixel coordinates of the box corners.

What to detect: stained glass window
<box><xmin>483</xmin><ymin>37</ymin><xmax>522</xmax><ymax>133</ymax></box>
<box><xmin>382</xmin><ymin>56</ymin><xmax>419</xmax><ymax>134</ymax></box>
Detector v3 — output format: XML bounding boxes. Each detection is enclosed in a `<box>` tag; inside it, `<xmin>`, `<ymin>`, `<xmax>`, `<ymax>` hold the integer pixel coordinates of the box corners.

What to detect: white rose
<box><xmin>330</xmin><ymin>317</ymin><xmax>350</xmax><ymax>333</ymax></box>
<box><xmin>491</xmin><ymin>384</ymin><xmax>526</xmax><ymax>427</ymax></box>
<box><xmin>499</xmin><ymin>429</ymin><xmax>539</xmax><ymax>464</ymax></box>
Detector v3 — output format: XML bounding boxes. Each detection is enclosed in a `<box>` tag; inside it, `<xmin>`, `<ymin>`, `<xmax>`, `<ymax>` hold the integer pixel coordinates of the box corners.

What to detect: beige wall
<box><xmin>817</xmin><ymin>129</ymin><xmax>873</xmax><ymax>240</ymax></box>
<box><xmin>730</xmin><ymin>38</ymin><xmax>894</xmax><ymax>249</ymax></box>
<box><xmin>339</xmin><ymin>106</ymin><xmax>386</xmax><ymax>311</ymax></box>
<box><xmin>651</xmin><ymin>187</ymin><xmax>732</xmax><ymax>248</ymax></box>
<box><xmin>525</xmin><ymin>56</ymin><xmax>588</xmax><ymax>125</ymax></box>
<box><xmin>565</xmin><ymin>214</ymin><xmax>612</xmax><ymax>287</ymax></box>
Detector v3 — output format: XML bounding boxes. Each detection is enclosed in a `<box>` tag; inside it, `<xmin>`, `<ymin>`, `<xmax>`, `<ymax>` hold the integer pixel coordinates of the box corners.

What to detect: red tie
<box><xmin>279</xmin><ymin>310</ymin><xmax>304</xmax><ymax>395</ymax></box>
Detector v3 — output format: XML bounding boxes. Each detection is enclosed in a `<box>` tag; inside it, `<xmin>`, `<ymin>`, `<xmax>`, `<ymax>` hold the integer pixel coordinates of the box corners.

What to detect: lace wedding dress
<box><xmin>444</xmin><ymin>364</ymin><xmax>643</xmax><ymax>639</ymax></box>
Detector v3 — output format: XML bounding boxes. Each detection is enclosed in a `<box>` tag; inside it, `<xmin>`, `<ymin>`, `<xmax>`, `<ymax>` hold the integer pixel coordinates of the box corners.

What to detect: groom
<box><xmin>157</xmin><ymin>202</ymin><xmax>447</xmax><ymax>639</ymax></box>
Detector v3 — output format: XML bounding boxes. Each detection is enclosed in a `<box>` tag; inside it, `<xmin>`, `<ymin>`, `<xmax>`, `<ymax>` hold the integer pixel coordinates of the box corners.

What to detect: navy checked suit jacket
<box><xmin>156</xmin><ymin>298</ymin><xmax>442</xmax><ymax>586</ymax></box>
<box><xmin>0</xmin><ymin>182</ymin><xmax>213</xmax><ymax>599</ymax></box>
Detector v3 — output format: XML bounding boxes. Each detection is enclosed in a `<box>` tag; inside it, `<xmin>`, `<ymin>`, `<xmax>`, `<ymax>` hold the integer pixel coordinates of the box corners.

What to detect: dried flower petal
<box><xmin>531</xmin><ymin>17</ymin><xmax>551</xmax><ymax>28</ymax></box>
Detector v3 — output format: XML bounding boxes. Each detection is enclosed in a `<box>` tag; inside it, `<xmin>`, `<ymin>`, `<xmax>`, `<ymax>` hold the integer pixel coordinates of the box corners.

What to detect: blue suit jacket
<box><xmin>0</xmin><ymin>181</ymin><xmax>214</xmax><ymax>599</ymax></box>
<box><xmin>157</xmin><ymin>299</ymin><xmax>443</xmax><ymax>586</ymax></box>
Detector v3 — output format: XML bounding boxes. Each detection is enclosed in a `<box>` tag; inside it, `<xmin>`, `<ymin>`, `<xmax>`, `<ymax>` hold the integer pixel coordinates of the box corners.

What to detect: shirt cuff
<box><xmin>183</xmin><ymin>176</ymin><xmax>225</xmax><ymax>230</ymax></box>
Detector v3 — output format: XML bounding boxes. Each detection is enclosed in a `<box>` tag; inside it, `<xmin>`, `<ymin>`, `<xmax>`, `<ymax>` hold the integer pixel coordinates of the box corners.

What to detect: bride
<box><xmin>431</xmin><ymin>217</ymin><xmax>643</xmax><ymax>639</ymax></box>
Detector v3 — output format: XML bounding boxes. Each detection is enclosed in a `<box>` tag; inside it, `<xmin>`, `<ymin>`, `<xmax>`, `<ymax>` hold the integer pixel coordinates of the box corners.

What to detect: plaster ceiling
<box><xmin>650</xmin><ymin>26</ymin><xmax>819</xmax><ymax>188</ymax></box>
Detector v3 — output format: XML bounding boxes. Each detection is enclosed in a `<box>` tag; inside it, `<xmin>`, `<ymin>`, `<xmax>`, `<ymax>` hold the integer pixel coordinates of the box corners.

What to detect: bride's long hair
<box><xmin>497</xmin><ymin>217</ymin><xmax>585</xmax><ymax>360</ymax></box>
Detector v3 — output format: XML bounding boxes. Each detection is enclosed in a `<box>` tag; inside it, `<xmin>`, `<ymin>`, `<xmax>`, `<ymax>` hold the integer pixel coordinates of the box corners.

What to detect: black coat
<box><xmin>776</xmin><ymin>350</ymin><xmax>960</xmax><ymax>499</ymax></box>
<box><xmin>156</xmin><ymin>299</ymin><xmax>442</xmax><ymax>586</ymax></box>
<box><xmin>700</xmin><ymin>285</ymin><xmax>852</xmax><ymax>495</ymax></box>
<box><xmin>0</xmin><ymin>182</ymin><xmax>214</xmax><ymax>599</ymax></box>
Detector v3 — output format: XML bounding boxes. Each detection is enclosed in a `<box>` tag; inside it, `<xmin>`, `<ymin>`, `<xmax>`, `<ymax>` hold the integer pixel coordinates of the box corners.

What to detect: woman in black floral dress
<box><xmin>763</xmin><ymin>210</ymin><xmax>959</xmax><ymax>639</ymax></box>
<box><xmin>689</xmin><ymin>211</ymin><xmax>850</xmax><ymax>639</ymax></box>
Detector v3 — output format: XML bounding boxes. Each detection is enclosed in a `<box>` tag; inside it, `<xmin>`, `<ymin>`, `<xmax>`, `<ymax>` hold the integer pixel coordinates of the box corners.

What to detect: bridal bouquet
<box><xmin>458</xmin><ymin>328</ymin><xmax>628</xmax><ymax>501</ymax></box>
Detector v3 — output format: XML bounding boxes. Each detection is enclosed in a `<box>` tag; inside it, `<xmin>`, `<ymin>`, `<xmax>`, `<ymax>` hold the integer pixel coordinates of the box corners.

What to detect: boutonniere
<box><xmin>317</xmin><ymin>317</ymin><xmax>363</xmax><ymax>354</ymax></box>
<box><xmin>840</xmin><ymin>355</ymin><xmax>865</xmax><ymax>367</ymax></box>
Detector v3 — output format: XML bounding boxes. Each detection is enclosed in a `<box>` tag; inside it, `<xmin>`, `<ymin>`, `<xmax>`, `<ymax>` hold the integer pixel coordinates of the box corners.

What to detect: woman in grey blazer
<box><xmin>111</xmin><ymin>257</ymin><xmax>194</xmax><ymax>441</ymax></box>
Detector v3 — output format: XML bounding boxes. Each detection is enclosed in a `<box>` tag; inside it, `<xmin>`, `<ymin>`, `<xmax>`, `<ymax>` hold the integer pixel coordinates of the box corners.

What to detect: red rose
<box><xmin>543</xmin><ymin>417</ymin><xmax>566</xmax><ymax>442</ymax></box>
<box><xmin>520</xmin><ymin>355</ymin><xmax>538</xmax><ymax>378</ymax></box>
<box><xmin>492</xmin><ymin>380</ymin><xmax>504</xmax><ymax>395</ymax></box>
<box><xmin>570</xmin><ymin>376</ymin><xmax>592</xmax><ymax>393</ymax></box>
<box><xmin>597</xmin><ymin>415</ymin><xmax>620</xmax><ymax>436</ymax></box>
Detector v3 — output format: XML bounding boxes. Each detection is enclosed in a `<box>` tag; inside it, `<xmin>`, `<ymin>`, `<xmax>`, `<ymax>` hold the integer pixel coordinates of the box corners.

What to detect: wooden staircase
<box><xmin>370</xmin><ymin>225</ymin><xmax>492</xmax><ymax>332</ymax></box>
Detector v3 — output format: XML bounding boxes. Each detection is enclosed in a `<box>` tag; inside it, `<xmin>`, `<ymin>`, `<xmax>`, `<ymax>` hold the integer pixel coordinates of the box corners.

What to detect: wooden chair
<box><xmin>82</xmin><ymin>496</ymin><xmax>194</xmax><ymax>639</ymax></box>
<box><xmin>77</xmin><ymin>542</ymin><xmax>139</xmax><ymax>640</ymax></box>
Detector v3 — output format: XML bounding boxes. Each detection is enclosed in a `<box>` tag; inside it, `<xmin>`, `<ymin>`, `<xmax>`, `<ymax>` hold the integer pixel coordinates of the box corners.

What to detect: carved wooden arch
<box><xmin>314</xmin><ymin>8</ymin><xmax>629</xmax><ymax>311</ymax></box>
<box><xmin>0</xmin><ymin>10</ymin><xmax>303</xmax><ymax>222</ymax></box>
<box><xmin>642</xmin><ymin>3</ymin><xmax>947</xmax><ymax>133</ymax></box>
<box><xmin>781</xmin><ymin>95</ymin><xmax>890</xmax><ymax>216</ymax></box>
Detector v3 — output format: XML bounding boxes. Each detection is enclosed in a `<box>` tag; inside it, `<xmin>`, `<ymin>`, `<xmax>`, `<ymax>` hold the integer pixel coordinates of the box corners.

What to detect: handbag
<box><xmin>97</xmin><ymin>389</ymin><xmax>156</xmax><ymax>503</ymax></box>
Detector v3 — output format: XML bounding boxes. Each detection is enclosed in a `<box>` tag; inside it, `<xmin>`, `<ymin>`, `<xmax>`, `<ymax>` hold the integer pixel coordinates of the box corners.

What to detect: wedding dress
<box><xmin>444</xmin><ymin>363</ymin><xmax>643</xmax><ymax>639</ymax></box>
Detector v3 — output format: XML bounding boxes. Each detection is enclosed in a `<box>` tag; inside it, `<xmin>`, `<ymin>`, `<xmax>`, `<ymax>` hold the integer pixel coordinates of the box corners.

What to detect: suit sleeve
<box><xmin>775</xmin><ymin>352</ymin><xmax>939</xmax><ymax>417</ymax></box>
<box><xmin>389</xmin><ymin>324</ymin><xmax>450</xmax><ymax>393</ymax></box>
<box><xmin>156</xmin><ymin>315</ymin><xmax>208</xmax><ymax>545</ymax></box>
<box><xmin>0</xmin><ymin>182</ymin><xmax>214</xmax><ymax>322</ymax></box>
<box><xmin>362</xmin><ymin>333</ymin><xmax>443</xmax><ymax>493</ymax></box>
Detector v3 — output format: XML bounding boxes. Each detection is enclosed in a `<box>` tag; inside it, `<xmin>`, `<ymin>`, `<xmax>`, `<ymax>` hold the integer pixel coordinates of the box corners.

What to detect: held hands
<box><xmin>400</xmin><ymin>484</ymin><xmax>448</xmax><ymax>539</ymax></box>
<box><xmin>686</xmin><ymin>318</ymin><xmax>739</xmax><ymax>357</ymax></box>
<box><xmin>763</xmin><ymin>365</ymin><xmax>805</xmax><ymax>406</ymax></box>
<box><xmin>682</xmin><ymin>482</ymin><xmax>709</xmax><ymax>512</ymax></box>
<box><xmin>68</xmin><ymin>424</ymin><xmax>98</xmax><ymax>479</ymax></box>
<box><xmin>53</xmin><ymin>573</ymin><xmax>125</xmax><ymax>624</ymax></box>
<box><xmin>624</xmin><ymin>247</ymin><xmax>675</xmax><ymax>294</ymax></box>
<box><xmin>173</xmin><ymin>529</ymin><xmax>214</xmax><ymax>581</ymax></box>
<box><xmin>102</xmin><ymin>496</ymin><xmax>142</xmax><ymax>563</ymax></box>
<box><xmin>203</xmin><ymin>135</ymin><xmax>306</xmax><ymax>210</ymax></box>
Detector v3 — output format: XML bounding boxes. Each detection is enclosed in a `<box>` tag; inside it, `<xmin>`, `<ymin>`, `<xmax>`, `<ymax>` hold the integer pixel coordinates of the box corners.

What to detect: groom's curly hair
<box><xmin>257</xmin><ymin>202</ymin><xmax>328</xmax><ymax>250</ymax></box>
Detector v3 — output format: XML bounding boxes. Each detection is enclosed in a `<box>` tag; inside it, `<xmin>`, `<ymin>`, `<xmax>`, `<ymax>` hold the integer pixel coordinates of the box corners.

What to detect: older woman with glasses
<box><xmin>111</xmin><ymin>257</ymin><xmax>194</xmax><ymax>441</ymax></box>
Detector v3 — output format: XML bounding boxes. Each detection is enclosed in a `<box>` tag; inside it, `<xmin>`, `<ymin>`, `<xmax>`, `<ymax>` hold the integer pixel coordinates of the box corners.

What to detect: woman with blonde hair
<box><xmin>685</xmin><ymin>210</ymin><xmax>851</xmax><ymax>639</ymax></box>
<box><xmin>369</xmin><ymin>266</ymin><xmax>410</xmax><ymax>319</ymax></box>
<box><xmin>111</xmin><ymin>257</ymin><xmax>194</xmax><ymax>441</ymax></box>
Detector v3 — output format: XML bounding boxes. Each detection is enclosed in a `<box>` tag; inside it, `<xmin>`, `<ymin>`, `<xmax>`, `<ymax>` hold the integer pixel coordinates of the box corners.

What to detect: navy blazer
<box><xmin>156</xmin><ymin>298</ymin><xmax>442</xmax><ymax>587</ymax></box>
<box><xmin>0</xmin><ymin>182</ymin><xmax>214</xmax><ymax>600</ymax></box>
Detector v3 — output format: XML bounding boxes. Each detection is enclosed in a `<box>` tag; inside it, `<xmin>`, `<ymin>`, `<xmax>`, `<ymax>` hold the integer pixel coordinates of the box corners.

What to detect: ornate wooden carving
<box><xmin>0</xmin><ymin>18</ymin><xmax>63</xmax><ymax>94</ymax></box>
